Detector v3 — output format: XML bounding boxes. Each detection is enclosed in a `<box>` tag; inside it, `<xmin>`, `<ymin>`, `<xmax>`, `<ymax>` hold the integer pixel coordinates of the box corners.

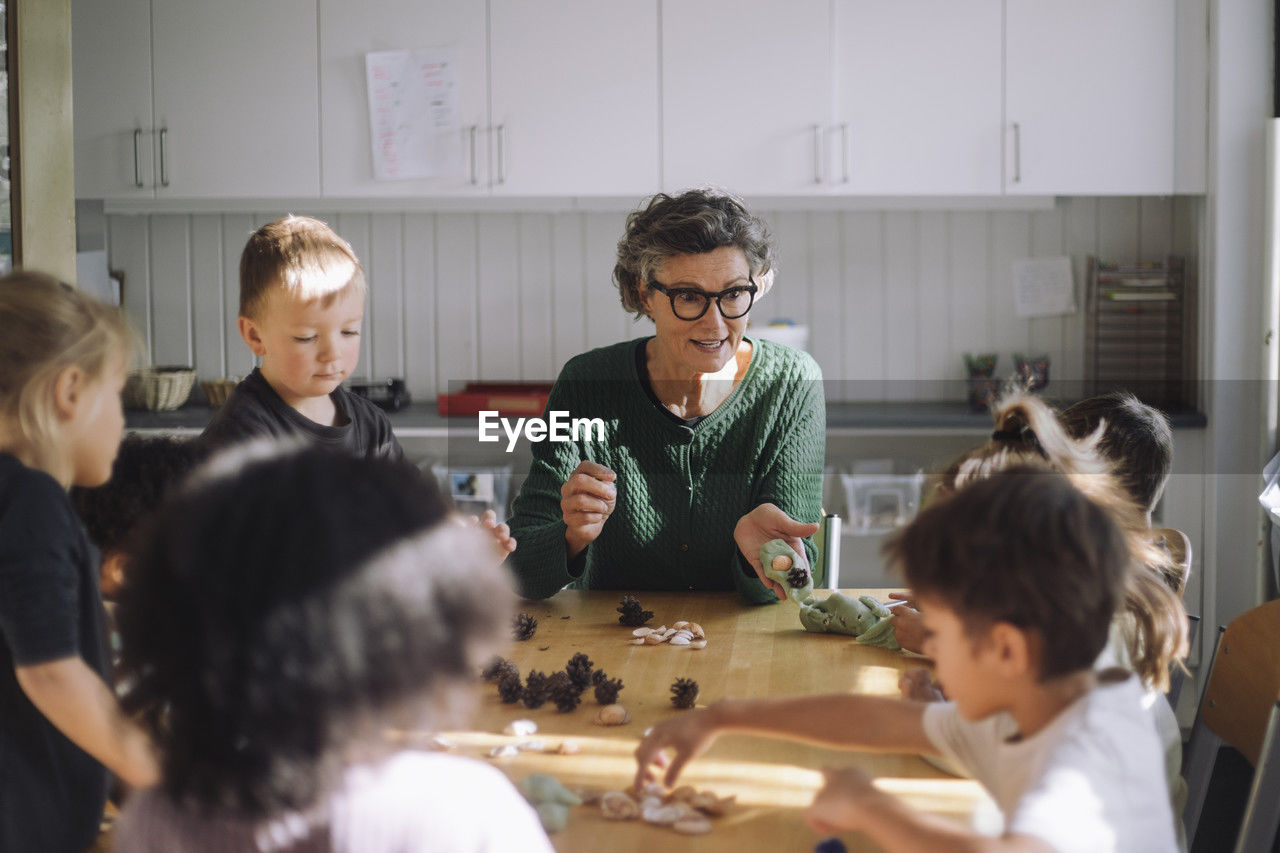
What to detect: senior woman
<box><xmin>508</xmin><ymin>189</ymin><xmax>825</xmax><ymax>603</ymax></box>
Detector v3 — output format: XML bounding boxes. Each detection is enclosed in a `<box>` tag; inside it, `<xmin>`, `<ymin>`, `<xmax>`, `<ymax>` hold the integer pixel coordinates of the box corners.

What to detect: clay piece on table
<box><xmin>796</xmin><ymin>593</ymin><xmax>901</xmax><ymax>651</ymax></box>
<box><xmin>519</xmin><ymin>773</ymin><xmax>583</xmax><ymax>834</ymax></box>
<box><xmin>759</xmin><ymin>538</ymin><xmax>815</xmax><ymax>604</ymax></box>
<box><xmin>670</xmin><ymin>677</ymin><xmax>700</xmax><ymax>709</ymax></box>
<box><xmin>617</xmin><ymin>595</ymin><xmax>655</xmax><ymax>627</ymax></box>
<box><xmin>513</xmin><ymin>612</ymin><xmax>538</xmax><ymax>641</ymax></box>
<box><xmin>594</xmin><ymin>704</ymin><xmax>630</xmax><ymax>726</ymax></box>
<box><xmin>600</xmin><ymin>790</ymin><xmax>641</xmax><ymax>820</ymax></box>
<box><xmin>503</xmin><ymin>719</ymin><xmax>538</xmax><ymax>737</ymax></box>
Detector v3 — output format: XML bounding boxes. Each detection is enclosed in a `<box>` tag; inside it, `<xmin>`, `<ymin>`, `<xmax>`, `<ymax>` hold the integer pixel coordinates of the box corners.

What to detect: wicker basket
<box><xmin>123</xmin><ymin>366</ymin><xmax>196</xmax><ymax>411</ymax></box>
<box><xmin>201</xmin><ymin>378</ymin><xmax>238</xmax><ymax>409</ymax></box>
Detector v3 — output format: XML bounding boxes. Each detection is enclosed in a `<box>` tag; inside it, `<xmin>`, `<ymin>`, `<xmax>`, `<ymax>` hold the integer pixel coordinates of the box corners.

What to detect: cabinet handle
<box><xmin>839</xmin><ymin>123</ymin><xmax>850</xmax><ymax>184</ymax></box>
<box><xmin>468</xmin><ymin>125</ymin><xmax>478</xmax><ymax>185</ymax></box>
<box><xmin>1012</xmin><ymin>122</ymin><xmax>1021</xmax><ymax>184</ymax></box>
<box><xmin>158</xmin><ymin>127</ymin><xmax>169</xmax><ymax>188</ymax></box>
<box><xmin>812</xmin><ymin>124</ymin><xmax>823</xmax><ymax>184</ymax></box>
<box><xmin>496</xmin><ymin>124</ymin><xmax>506</xmax><ymax>186</ymax></box>
<box><xmin>133</xmin><ymin>128</ymin><xmax>143</xmax><ymax>188</ymax></box>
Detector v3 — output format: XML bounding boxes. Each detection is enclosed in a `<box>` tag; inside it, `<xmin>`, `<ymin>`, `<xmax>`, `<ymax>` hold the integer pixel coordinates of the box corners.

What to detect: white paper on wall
<box><xmin>365</xmin><ymin>48</ymin><xmax>459</xmax><ymax>180</ymax></box>
<box><xmin>1012</xmin><ymin>256</ymin><xmax>1076</xmax><ymax>318</ymax></box>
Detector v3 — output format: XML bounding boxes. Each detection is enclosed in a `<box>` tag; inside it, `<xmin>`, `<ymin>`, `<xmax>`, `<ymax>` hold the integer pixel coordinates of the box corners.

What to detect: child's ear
<box><xmin>989</xmin><ymin>621</ymin><xmax>1036</xmax><ymax>678</ymax></box>
<box><xmin>51</xmin><ymin>365</ymin><xmax>86</xmax><ymax>420</ymax></box>
<box><xmin>238</xmin><ymin>315</ymin><xmax>267</xmax><ymax>357</ymax></box>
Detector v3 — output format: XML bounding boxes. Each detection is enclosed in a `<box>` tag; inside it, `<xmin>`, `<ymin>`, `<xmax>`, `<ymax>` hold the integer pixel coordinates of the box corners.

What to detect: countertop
<box><xmin>127</xmin><ymin>399</ymin><xmax>1208</xmax><ymax>435</ymax></box>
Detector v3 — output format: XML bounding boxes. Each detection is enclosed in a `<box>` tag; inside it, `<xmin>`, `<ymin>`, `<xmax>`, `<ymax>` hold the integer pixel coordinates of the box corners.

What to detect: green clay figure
<box><xmin>759</xmin><ymin>538</ymin><xmax>900</xmax><ymax>651</ymax></box>
<box><xmin>519</xmin><ymin>773</ymin><xmax>582</xmax><ymax>833</ymax></box>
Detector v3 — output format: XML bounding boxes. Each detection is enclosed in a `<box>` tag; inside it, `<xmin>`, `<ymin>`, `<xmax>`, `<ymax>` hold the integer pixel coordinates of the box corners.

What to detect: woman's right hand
<box><xmin>561</xmin><ymin>460</ymin><xmax>617</xmax><ymax>558</ymax></box>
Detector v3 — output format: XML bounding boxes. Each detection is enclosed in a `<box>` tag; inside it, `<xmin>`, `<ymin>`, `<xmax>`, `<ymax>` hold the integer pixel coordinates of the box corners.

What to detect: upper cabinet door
<box><xmin>832</xmin><ymin>0</ymin><xmax>1002</xmax><ymax>195</ymax></box>
<box><xmin>489</xmin><ymin>0</ymin><xmax>659</xmax><ymax>196</ymax></box>
<box><xmin>320</xmin><ymin>0</ymin><xmax>487</xmax><ymax>197</ymax></box>
<box><xmin>72</xmin><ymin>0</ymin><xmax>155</xmax><ymax>200</ymax></box>
<box><xmin>1006</xmin><ymin>1</ymin><xmax>1176</xmax><ymax>195</ymax></box>
<box><xmin>662</xmin><ymin>0</ymin><xmax>831</xmax><ymax>196</ymax></box>
<box><xmin>149</xmin><ymin>0</ymin><xmax>320</xmax><ymax>197</ymax></box>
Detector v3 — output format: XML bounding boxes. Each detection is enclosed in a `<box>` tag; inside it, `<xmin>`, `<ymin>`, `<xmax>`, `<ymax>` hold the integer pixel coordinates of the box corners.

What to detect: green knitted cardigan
<box><xmin>507</xmin><ymin>336</ymin><xmax>825</xmax><ymax>604</ymax></box>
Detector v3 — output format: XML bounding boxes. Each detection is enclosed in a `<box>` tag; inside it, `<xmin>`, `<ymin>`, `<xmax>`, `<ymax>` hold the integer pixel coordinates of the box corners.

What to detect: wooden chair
<box><xmin>1182</xmin><ymin>598</ymin><xmax>1280</xmax><ymax>852</ymax></box>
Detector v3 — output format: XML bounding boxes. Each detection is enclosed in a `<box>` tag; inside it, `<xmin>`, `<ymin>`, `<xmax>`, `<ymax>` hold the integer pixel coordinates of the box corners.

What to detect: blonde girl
<box><xmin>0</xmin><ymin>271</ymin><xmax>158</xmax><ymax>852</ymax></box>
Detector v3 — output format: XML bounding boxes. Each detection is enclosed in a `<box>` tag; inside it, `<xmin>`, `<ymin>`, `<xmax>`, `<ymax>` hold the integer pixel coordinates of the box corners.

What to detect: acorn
<box><xmin>670</xmin><ymin>677</ymin><xmax>700</xmax><ymax>710</ymax></box>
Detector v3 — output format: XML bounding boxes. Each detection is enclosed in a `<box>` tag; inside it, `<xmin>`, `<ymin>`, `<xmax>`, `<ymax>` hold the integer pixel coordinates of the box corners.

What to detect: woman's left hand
<box><xmin>734</xmin><ymin>503</ymin><xmax>820</xmax><ymax>600</ymax></box>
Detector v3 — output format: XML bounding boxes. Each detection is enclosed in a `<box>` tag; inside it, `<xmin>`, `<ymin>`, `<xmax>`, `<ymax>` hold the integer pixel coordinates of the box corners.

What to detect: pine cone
<box><xmin>481</xmin><ymin>657</ymin><xmax>518</xmax><ymax>683</ymax></box>
<box><xmin>550</xmin><ymin>676</ymin><xmax>584</xmax><ymax>712</ymax></box>
<box><xmin>616</xmin><ymin>595</ymin><xmax>655</xmax><ymax>627</ymax></box>
<box><xmin>522</xmin><ymin>670</ymin><xmax>550</xmax><ymax>709</ymax></box>
<box><xmin>594</xmin><ymin>675</ymin><xmax>624</xmax><ymax>706</ymax></box>
<box><xmin>513</xmin><ymin>612</ymin><xmax>538</xmax><ymax>641</ymax></box>
<box><xmin>565</xmin><ymin>652</ymin><xmax>594</xmax><ymax>689</ymax></box>
<box><xmin>497</xmin><ymin>672</ymin><xmax>524</xmax><ymax>704</ymax></box>
<box><xmin>591</xmin><ymin>669</ymin><xmax>609</xmax><ymax>687</ymax></box>
<box><xmin>787</xmin><ymin>563</ymin><xmax>811</xmax><ymax>589</ymax></box>
<box><xmin>670</xmin><ymin>677</ymin><xmax>700</xmax><ymax>709</ymax></box>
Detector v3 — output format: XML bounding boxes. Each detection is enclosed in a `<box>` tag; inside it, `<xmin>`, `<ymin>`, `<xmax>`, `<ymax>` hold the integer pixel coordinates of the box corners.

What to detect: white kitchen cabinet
<box><xmin>319</xmin><ymin>0</ymin><xmax>488</xmax><ymax>197</ymax></box>
<box><xmin>662</xmin><ymin>0</ymin><xmax>831</xmax><ymax>195</ymax></box>
<box><xmin>73</xmin><ymin>0</ymin><xmax>319</xmax><ymax>199</ymax></box>
<box><xmin>488</xmin><ymin>0</ymin><xmax>658</xmax><ymax>196</ymax></box>
<box><xmin>71</xmin><ymin>0</ymin><xmax>155</xmax><ymax>200</ymax></box>
<box><xmin>1005</xmin><ymin>1</ymin><xmax>1177</xmax><ymax>195</ymax></box>
<box><xmin>831</xmin><ymin>0</ymin><xmax>1003</xmax><ymax>195</ymax></box>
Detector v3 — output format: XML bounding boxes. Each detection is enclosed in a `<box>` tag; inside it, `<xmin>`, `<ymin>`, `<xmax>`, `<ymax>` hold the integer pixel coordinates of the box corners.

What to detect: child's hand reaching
<box><xmin>462</xmin><ymin>510</ymin><xmax>516</xmax><ymax>560</ymax></box>
<box><xmin>898</xmin><ymin>667</ymin><xmax>946</xmax><ymax>703</ymax></box>
<box><xmin>633</xmin><ymin>707</ymin><xmax>722</xmax><ymax>790</ymax></box>
<box><xmin>805</xmin><ymin>766</ymin><xmax>880</xmax><ymax>835</ymax></box>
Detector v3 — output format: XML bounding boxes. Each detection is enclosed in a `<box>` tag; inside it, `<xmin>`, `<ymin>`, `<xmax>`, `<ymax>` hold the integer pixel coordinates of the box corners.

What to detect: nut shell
<box><xmin>601</xmin><ymin>790</ymin><xmax>641</xmax><ymax>820</ymax></box>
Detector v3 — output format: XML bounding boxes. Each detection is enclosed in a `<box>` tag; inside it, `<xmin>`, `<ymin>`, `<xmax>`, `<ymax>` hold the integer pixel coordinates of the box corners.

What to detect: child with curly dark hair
<box><xmin>71</xmin><ymin>433</ymin><xmax>208</xmax><ymax>599</ymax></box>
<box><xmin>113</xmin><ymin>443</ymin><xmax>551</xmax><ymax>851</ymax></box>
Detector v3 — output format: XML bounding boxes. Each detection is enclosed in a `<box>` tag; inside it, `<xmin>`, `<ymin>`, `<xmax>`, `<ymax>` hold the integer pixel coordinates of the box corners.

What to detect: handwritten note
<box><xmin>366</xmin><ymin>48</ymin><xmax>459</xmax><ymax>180</ymax></box>
<box><xmin>1012</xmin><ymin>256</ymin><xmax>1076</xmax><ymax>318</ymax></box>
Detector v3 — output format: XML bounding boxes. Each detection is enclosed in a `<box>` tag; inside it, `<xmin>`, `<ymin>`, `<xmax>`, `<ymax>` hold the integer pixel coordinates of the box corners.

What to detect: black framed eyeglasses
<box><xmin>647</xmin><ymin>277</ymin><xmax>758</xmax><ymax>321</ymax></box>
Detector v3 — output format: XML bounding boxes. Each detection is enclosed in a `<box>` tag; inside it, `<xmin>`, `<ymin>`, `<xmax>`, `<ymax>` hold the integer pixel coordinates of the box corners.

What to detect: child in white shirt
<box><xmin>635</xmin><ymin>464</ymin><xmax>1178</xmax><ymax>852</ymax></box>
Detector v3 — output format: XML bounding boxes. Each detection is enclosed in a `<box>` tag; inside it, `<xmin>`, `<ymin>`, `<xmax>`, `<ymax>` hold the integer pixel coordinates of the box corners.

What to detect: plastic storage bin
<box><xmin>840</xmin><ymin>472</ymin><xmax>925</xmax><ymax>535</ymax></box>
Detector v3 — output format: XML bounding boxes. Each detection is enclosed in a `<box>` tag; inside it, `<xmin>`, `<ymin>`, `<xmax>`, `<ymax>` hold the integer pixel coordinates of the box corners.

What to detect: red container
<box><xmin>436</xmin><ymin>382</ymin><xmax>553</xmax><ymax>417</ymax></box>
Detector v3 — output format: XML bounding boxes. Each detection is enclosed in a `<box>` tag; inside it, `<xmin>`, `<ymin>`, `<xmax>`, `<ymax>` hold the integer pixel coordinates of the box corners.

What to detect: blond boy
<box><xmin>635</xmin><ymin>466</ymin><xmax>1178</xmax><ymax>852</ymax></box>
<box><xmin>201</xmin><ymin>216</ymin><xmax>402</xmax><ymax>460</ymax></box>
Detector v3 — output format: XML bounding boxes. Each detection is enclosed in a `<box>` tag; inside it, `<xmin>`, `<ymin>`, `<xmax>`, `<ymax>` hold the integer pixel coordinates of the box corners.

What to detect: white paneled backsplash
<box><xmin>103</xmin><ymin>197</ymin><xmax>1200</xmax><ymax>401</ymax></box>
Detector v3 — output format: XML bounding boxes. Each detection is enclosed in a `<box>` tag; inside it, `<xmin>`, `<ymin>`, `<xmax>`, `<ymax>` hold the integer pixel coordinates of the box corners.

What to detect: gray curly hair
<box><xmin>613</xmin><ymin>188</ymin><xmax>776</xmax><ymax>318</ymax></box>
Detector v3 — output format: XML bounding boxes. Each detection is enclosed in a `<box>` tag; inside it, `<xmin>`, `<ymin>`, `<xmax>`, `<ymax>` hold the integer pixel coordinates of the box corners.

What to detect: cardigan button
<box><xmin>680</xmin><ymin>543</ymin><xmax>689</xmax><ymax>552</ymax></box>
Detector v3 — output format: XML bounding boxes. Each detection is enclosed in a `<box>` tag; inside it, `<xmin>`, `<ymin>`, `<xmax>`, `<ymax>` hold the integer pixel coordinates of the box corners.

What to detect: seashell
<box><xmin>576</xmin><ymin>788</ymin><xmax>601</xmax><ymax>805</ymax></box>
<box><xmin>601</xmin><ymin>790</ymin><xmax>641</xmax><ymax>820</ymax></box>
<box><xmin>504</xmin><ymin>719</ymin><xmax>538</xmax><ymax>737</ymax></box>
<box><xmin>427</xmin><ymin>735</ymin><xmax>456</xmax><ymax>751</ymax></box>
<box><xmin>660</xmin><ymin>628</ymin><xmax>677</xmax><ymax>640</ymax></box>
<box><xmin>638</xmin><ymin>782</ymin><xmax>666</xmax><ymax>800</ymax></box>
<box><xmin>672</xmin><ymin>620</ymin><xmax>690</xmax><ymax>630</ymax></box>
<box><xmin>554</xmin><ymin>740</ymin><xmax>581</xmax><ymax>755</ymax></box>
<box><xmin>673</xmin><ymin>629</ymin><xmax>694</xmax><ymax>640</ymax></box>
<box><xmin>642</xmin><ymin>804</ymin><xmax>685</xmax><ymax>826</ymax></box>
<box><xmin>669</xmin><ymin>634</ymin><xmax>691</xmax><ymax>646</ymax></box>
<box><xmin>673</xmin><ymin>814</ymin><xmax>713</xmax><ymax>834</ymax></box>
<box><xmin>488</xmin><ymin>744</ymin><xmax>519</xmax><ymax>758</ymax></box>
<box><xmin>516</xmin><ymin>739</ymin><xmax>546</xmax><ymax>752</ymax></box>
<box><xmin>643</xmin><ymin>633</ymin><xmax>664</xmax><ymax>645</ymax></box>
<box><xmin>628</xmin><ymin>637</ymin><xmax>647</xmax><ymax>645</ymax></box>
<box><xmin>689</xmin><ymin>639</ymin><xmax>708</xmax><ymax>650</ymax></box>
<box><xmin>688</xmin><ymin>622</ymin><xmax>705</xmax><ymax>639</ymax></box>
<box><xmin>632</xmin><ymin>627</ymin><xmax>654</xmax><ymax>637</ymax></box>
<box><xmin>651</xmin><ymin>625</ymin><xmax>666</xmax><ymax>634</ymax></box>
<box><xmin>594</xmin><ymin>704</ymin><xmax>631</xmax><ymax>726</ymax></box>
<box><xmin>689</xmin><ymin>792</ymin><xmax>736</xmax><ymax>817</ymax></box>
<box><xmin>665</xmin><ymin>785</ymin><xmax>698</xmax><ymax>804</ymax></box>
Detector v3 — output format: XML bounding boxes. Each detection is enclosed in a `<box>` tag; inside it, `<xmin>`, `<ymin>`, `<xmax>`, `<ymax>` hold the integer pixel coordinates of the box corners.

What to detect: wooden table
<box><xmin>422</xmin><ymin>590</ymin><xmax>991</xmax><ymax>852</ymax></box>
